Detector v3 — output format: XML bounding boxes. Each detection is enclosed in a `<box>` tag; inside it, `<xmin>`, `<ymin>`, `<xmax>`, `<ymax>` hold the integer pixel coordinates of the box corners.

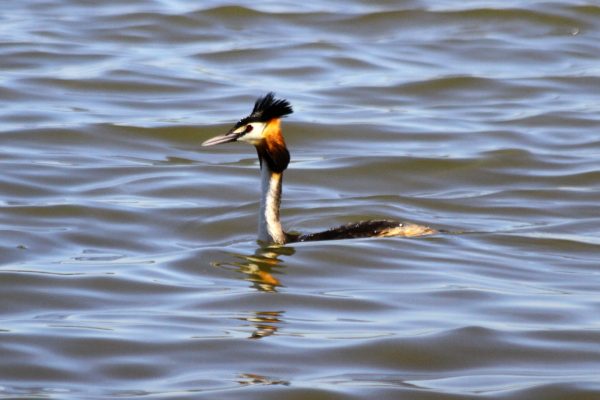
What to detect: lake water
<box><xmin>1</xmin><ymin>1</ymin><xmax>599</xmax><ymax>399</ymax></box>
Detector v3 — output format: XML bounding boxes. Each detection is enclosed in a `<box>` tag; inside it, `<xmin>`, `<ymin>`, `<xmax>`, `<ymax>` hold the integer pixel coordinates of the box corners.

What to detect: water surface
<box><xmin>1</xmin><ymin>1</ymin><xmax>599</xmax><ymax>399</ymax></box>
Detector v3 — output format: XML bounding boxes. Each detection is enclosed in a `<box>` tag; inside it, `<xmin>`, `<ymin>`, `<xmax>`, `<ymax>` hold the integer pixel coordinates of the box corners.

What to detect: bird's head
<box><xmin>202</xmin><ymin>92</ymin><xmax>293</xmax><ymax>172</ymax></box>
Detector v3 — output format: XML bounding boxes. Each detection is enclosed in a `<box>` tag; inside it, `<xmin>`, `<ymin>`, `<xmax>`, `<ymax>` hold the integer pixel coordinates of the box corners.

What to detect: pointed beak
<box><xmin>201</xmin><ymin>129</ymin><xmax>241</xmax><ymax>147</ymax></box>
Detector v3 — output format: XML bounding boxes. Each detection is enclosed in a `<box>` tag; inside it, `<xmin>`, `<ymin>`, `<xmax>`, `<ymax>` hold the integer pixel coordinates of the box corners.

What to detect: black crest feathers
<box><xmin>250</xmin><ymin>92</ymin><xmax>293</xmax><ymax>122</ymax></box>
<box><xmin>233</xmin><ymin>92</ymin><xmax>293</xmax><ymax>129</ymax></box>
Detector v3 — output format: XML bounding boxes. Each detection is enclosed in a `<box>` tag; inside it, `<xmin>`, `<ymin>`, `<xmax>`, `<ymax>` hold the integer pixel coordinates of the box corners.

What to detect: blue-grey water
<box><xmin>1</xmin><ymin>1</ymin><xmax>599</xmax><ymax>399</ymax></box>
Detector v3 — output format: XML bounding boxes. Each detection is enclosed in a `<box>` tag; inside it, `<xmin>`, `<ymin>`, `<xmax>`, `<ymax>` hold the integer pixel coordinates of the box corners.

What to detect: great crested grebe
<box><xmin>202</xmin><ymin>92</ymin><xmax>436</xmax><ymax>244</ymax></box>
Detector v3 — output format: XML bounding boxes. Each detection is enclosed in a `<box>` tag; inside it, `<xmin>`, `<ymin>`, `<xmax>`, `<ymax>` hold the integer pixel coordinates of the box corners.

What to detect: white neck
<box><xmin>258</xmin><ymin>160</ymin><xmax>287</xmax><ymax>244</ymax></box>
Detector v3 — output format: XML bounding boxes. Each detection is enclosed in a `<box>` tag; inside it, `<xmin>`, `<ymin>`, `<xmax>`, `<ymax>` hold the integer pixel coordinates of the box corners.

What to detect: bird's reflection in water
<box><xmin>212</xmin><ymin>245</ymin><xmax>294</xmax><ymax>339</ymax></box>
<box><xmin>240</xmin><ymin>310</ymin><xmax>284</xmax><ymax>340</ymax></box>
<box><xmin>213</xmin><ymin>245</ymin><xmax>294</xmax><ymax>292</ymax></box>
<box><xmin>237</xmin><ymin>372</ymin><xmax>290</xmax><ymax>386</ymax></box>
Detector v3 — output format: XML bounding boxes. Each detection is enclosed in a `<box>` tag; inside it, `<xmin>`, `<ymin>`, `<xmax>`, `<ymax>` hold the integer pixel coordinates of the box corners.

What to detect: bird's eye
<box><xmin>245</xmin><ymin>125</ymin><xmax>253</xmax><ymax>133</ymax></box>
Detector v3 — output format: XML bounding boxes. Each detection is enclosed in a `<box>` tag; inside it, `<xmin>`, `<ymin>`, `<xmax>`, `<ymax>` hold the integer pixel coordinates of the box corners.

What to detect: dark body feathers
<box><xmin>292</xmin><ymin>220</ymin><xmax>406</xmax><ymax>242</ymax></box>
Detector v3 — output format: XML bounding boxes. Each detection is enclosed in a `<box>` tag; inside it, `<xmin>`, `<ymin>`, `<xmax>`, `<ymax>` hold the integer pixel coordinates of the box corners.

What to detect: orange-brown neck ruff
<box><xmin>255</xmin><ymin>118</ymin><xmax>290</xmax><ymax>173</ymax></box>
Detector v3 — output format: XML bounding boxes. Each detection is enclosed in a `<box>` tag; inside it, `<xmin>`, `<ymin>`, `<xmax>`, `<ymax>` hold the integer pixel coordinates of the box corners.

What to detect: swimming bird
<box><xmin>202</xmin><ymin>92</ymin><xmax>436</xmax><ymax>244</ymax></box>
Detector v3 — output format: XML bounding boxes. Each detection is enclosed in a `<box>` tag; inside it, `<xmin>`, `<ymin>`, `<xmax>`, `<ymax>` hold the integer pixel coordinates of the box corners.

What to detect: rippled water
<box><xmin>1</xmin><ymin>1</ymin><xmax>599</xmax><ymax>399</ymax></box>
